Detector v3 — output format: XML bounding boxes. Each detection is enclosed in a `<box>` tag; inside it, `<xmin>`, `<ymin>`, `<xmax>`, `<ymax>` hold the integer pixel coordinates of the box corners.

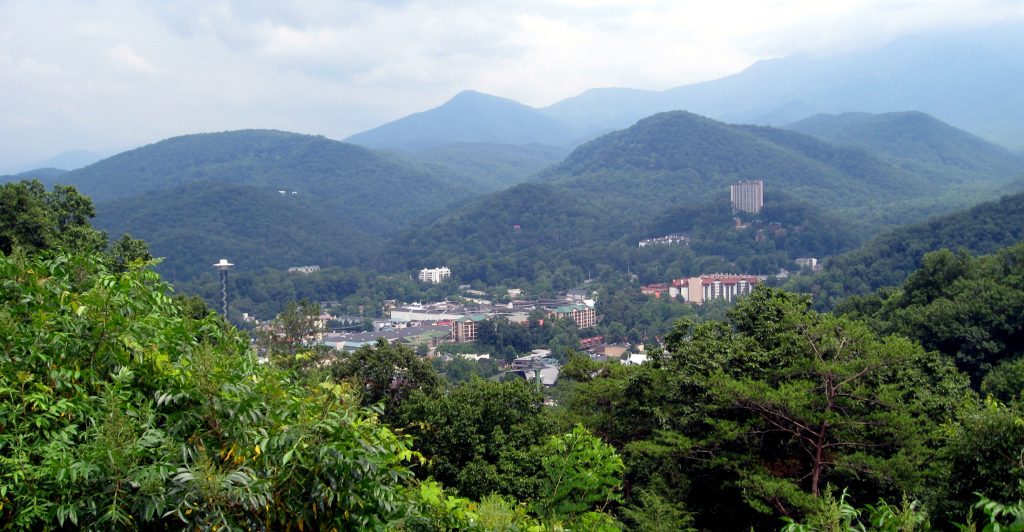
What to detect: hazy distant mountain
<box><xmin>0</xmin><ymin>150</ymin><xmax>107</xmax><ymax>176</ymax></box>
<box><xmin>34</xmin><ymin>150</ymin><xmax>108</xmax><ymax>171</ymax></box>
<box><xmin>0</xmin><ymin>167</ymin><xmax>68</xmax><ymax>185</ymax></box>
<box><xmin>393</xmin><ymin>142</ymin><xmax>571</xmax><ymax>191</ymax></box>
<box><xmin>786</xmin><ymin>111</ymin><xmax>1024</xmax><ymax>184</ymax></box>
<box><xmin>542</xmin><ymin>34</ymin><xmax>1024</xmax><ymax>149</ymax></box>
<box><xmin>345</xmin><ymin>90</ymin><xmax>580</xmax><ymax>150</ymax></box>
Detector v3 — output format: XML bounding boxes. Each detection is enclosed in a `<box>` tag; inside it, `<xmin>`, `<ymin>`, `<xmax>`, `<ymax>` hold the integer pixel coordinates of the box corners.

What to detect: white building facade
<box><xmin>418</xmin><ymin>266</ymin><xmax>451</xmax><ymax>283</ymax></box>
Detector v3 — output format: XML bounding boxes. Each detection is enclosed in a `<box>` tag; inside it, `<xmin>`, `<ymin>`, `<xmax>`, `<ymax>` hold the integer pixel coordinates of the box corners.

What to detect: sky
<box><xmin>1</xmin><ymin>0</ymin><xmax>1023</xmax><ymax>171</ymax></box>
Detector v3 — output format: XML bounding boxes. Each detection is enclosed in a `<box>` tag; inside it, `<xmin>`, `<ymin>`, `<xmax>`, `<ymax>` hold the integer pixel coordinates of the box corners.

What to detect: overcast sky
<box><xmin>2</xmin><ymin>0</ymin><xmax>1023</xmax><ymax>170</ymax></box>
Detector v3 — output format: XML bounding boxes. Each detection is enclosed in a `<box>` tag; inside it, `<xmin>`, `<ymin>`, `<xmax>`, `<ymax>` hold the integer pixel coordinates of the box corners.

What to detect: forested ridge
<box><xmin>786</xmin><ymin>111</ymin><xmax>1024</xmax><ymax>185</ymax></box>
<box><xmin>5</xmin><ymin>109</ymin><xmax>1018</xmax><ymax>302</ymax></box>
<box><xmin>5</xmin><ymin>177</ymin><xmax>1024</xmax><ymax>530</ymax></box>
<box><xmin>787</xmin><ymin>191</ymin><xmax>1024</xmax><ymax>309</ymax></box>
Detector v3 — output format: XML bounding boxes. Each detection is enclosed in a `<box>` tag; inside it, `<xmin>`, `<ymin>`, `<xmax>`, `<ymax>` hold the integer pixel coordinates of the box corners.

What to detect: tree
<box><xmin>689</xmin><ymin>287</ymin><xmax>969</xmax><ymax>522</ymax></box>
<box><xmin>0</xmin><ymin>180</ymin><xmax>106</xmax><ymax>255</ymax></box>
<box><xmin>108</xmin><ymin>233</ymin><xmax>152</xmax><ymax>273</ymax></box>
<box><xmin>533</xmin><ymin>425</ymin><xmax>624</xmax><ymax>520</ymax></box>
<box><xmin>332</xmin><ymin>339</ymin><xmax>441</xmax><ymax>419</ymax></box>
<box><xmin>399</xmin><ymin>378</ymin><xmax>553</xmax><ymax>501</ymax></box>
<box><xmin>257</xmin><ymin>299</ymin><xmax>325</xmax><ymax>369</ymax></box>
<box><xmin>0</xmin><ymin>249</ymin><xmax>430</xmax><ymax>529</ymax></box>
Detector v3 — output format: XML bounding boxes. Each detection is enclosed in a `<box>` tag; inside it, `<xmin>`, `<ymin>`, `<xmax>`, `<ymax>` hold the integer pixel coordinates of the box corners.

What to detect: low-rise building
<box><xmin>795</xmin><ymin>257</ymin><xmax>821</xmax><ymax>271</ymax></box>
<box><xmin>451</xmin><ymin>314</ymin><xmax>487</xmax><ymax>343</ymax></box>
<box><xmin>550</xmin><ymin>302</ymin><xmax>597</xmax><ymax>329</ymax></box>
<box><xmin>639</xmin><ymin>233</ymin><xmax>690</xmax><ymax>247</ymax></box>
<box><xmin>418</xmin><ymin>267</ymin><xmax>451</xmax><ymax>284</ymax></box>
<box><xmin>641</xmin><ymin>283</ymin><xmax>670</xmax><ymax>298</ymax></box>
<box><xmin>321</xmin><ymin>325</ymin><xmax>452</xmax><ymax>352</ymax></box>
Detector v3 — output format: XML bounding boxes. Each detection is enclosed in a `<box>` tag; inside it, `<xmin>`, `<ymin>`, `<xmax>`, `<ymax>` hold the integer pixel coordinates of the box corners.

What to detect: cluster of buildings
<box><xmin>287</xmin><ymin>265</ymin><xmax>320</xmax><ymax>274</ymax></box>
<box><xmin>642</xmin><ymin>273</ymin><xmax>765</xmax><ymax>304</ymax></box>
<box><xmin>318</xmin><ymin>291</ymin><xmax>598</xmax><ymax>354</ymax></box>
<box><xmin>638</xmin><ymin>233</ymin><xmax>691</xmax><ymax>248</ymax></box>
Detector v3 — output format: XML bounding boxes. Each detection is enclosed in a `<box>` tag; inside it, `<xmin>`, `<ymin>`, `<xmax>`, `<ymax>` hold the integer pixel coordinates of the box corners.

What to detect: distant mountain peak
<box><xmin>346</xmin><ymin>90</ymin><xmax>578</xmax><ymax>150</ymax></box>
<box><xmin>449</xmin><ymin>89</ymin><xmax>498</xmax><ymax>101</ymax></box>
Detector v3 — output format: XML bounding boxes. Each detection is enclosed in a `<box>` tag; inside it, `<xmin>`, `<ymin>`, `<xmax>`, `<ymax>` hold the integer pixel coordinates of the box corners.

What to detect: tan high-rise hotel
<box><xmin>730</xmin><ymin>180</ymin><xmax>764</xmax><ymax>214</ymax></box>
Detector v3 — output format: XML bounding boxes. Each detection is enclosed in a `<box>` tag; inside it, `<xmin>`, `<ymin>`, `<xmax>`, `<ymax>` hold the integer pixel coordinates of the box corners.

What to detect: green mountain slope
<box><xmin>392</xmin><ymin>142</ymin><xmax>570</xmax><ymax>192</ymax></box>
<box><xmin>346</xmin><ymin>90</ymin><xmax>580</xmax><ymax>150</ymax></box>
<box><xmin>786</xmin><ymin>111</ymin><xmax>1024</xmax><ymax>185</ymax></box>
<box><xmin>378</xmin><ymin>113</ymin><xmax>894</xmax><ymax>286</ymax></box>
<box><xmin>544</xmin><ymin>112</ymin><xmax>930</xmax><ymax>224</ymax></box>
<box><xmin>61</xmin><ymin>129</ymin><xmax>473</xmax><ymax>236</ymax></box>
<box><xmin>786</xmin><ymin>192</ymin><xmax>1024</xmax><ymax>309</ymax></box>
<box><xmin>54</xmin><ymin>129</ymin><xmax>485</xmax><ymax>282</ymax></box>
<box><xmin>94</xmin><ymin>181</ymin><xmax>376</xmax><ymax>281</ymax></box>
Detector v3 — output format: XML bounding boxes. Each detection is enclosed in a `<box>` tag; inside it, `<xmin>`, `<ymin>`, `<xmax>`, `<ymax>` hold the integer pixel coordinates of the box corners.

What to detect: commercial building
<box><xmin>730</xmin><ymin>180</ymin><xmax>764</xmax><ymax>214</ymax></box>
<box><xmin>645</xmin><ymin>274</ymin><xmax>764</xmax><ymax>305</ymax></box>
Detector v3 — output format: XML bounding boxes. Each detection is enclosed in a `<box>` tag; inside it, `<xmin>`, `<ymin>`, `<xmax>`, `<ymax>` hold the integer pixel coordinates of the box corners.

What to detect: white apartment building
<box><xmin>417</xmin><ymin>266</ymin><xmax>451</xmax><ymax>284</ymax></box>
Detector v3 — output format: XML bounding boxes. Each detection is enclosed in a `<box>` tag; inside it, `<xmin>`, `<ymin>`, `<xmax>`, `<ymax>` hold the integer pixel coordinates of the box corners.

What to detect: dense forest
<box><xmin>7</xmin><ymin>108</ymin><xmax>1020</xmax><ymax>295</ymax></box>
<box><xmin>5</xmin><ymin>179</ymin><xmax>1024</xmax><ymax>530</ymax></box>
<box><xmin>786</xmin><ymin>191</ymin><xmax>1024</xmax><ymax>309</ymax></box>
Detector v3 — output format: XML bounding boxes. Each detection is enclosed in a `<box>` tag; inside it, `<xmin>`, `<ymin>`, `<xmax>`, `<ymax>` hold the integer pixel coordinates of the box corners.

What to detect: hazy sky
<box><xmin>2</xmin><ymin>0</ymin><xmax>1022</xmax><ymax>170</ymax></box>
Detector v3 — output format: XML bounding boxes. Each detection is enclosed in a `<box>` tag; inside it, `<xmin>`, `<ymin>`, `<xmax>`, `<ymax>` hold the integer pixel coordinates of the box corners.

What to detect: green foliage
<box><xmin>398</xmin><ymin>142</ymin><xmax>569</xmax><ymax>191</ymax></box>
<box><xmin>108</xmin><ymin>232</ymin><xmax>152</xmax><ymax>273</ymax></box>
<box><xmin>556</xmin><ymin>285</ymin><xmax>969</xmax><ymax>530</ymax></box>
<box><xmin>969</xmin><ymin>488</ymin><xmax>1024</xmax><ymax>532</ymax></box>
<box><xmin>256</xmin><ymin>299</ymin><xmax>325</xmax><ymax>368</ymax></box>
<box><xmin>618</xmin><ymin>485</ymin><xmax>694</xmax><ymax>532</ymax></box>
<box><xmin>432</xmin><ymin>356</ymin><xmax>502</xmax><ymax>384</ymax></box>
<box><xmin>790</xmin><ymin>192</ymin><xmax>1024</xmax><ymax>309</ymax></box>
<box><xmin>982</xmin><ymin>358</ymin><xmax>1024</xmax><ymax>403</ymax></box>
<box><xmin>533</xmin><ymin>425</ymin><xmax>624</xmax><ymax>521</ymax></box>
<box><xmin>67</xmin><ymin>129</ymin><xmax>477</xmax><ymax>282</ymax></box>
<box><xmin>399</xmin><ymin>378</ymin><xmax>553</xmax><ymax>501</ymax></box>
<box><xmin>780</xmin><ymin>488</ymin><xmax>932</xmax><ymax>531</ymax></box>
<box><xmin>96</xmin><ymin>181</ymin><xmax>379</xmax><ymax>282</ymax></box>
<box><xmin>331</xmin><ymin>339</ymin><xmax>442</xmax><ymax>420</ymax></box>
<box><xmin>837</xmin><ymin>243</ymin><xmax>1024</xmax><ymax>385</ymax></box>
<box><xmin>702</xmin><ymin>288</ymin><xmax>968</xmax><ymax>519</ymax></box>
<box><xmin>0</xmin><ymin>180</ymin><xmax>106</xmax><ymax>255</ymax></box>
<box><xmin>938</xmin><ymin>398</ymin><xmax>1024</xmax><ymax>523</ymax></box>
<box><xmin>0</xmin><ymin>249</ymin><xmax>431</xmax><ymax>529</ymax></box>
<box><xmin>548</xmin><ymin>112</ymin><xmax>929</xmax><ymax>216</ymax></box>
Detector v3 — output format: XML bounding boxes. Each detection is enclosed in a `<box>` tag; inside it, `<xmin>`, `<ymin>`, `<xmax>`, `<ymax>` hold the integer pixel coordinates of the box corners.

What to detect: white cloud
<box><xmin>0</xmin><ymin>0</ymin><xmax>1022</xmax><ymax>169</ymax></box>
<box><xmin>108</xmin><ymin>44</ymin><xmax>158</xmax><ymax>74</ymax></box>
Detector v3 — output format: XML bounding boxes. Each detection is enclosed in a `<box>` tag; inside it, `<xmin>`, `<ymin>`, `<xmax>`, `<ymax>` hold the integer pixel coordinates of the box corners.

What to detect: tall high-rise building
<box><xmin>731</xmin><ymin>180</ymin><xmax>764</xmax><ymax>214</ymax></box>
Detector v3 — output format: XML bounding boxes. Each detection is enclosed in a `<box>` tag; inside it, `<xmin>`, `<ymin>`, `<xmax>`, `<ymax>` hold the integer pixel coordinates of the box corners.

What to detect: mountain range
<box><xmin>344</xmin><ymin>31</ymin><xmax>1024</xmax><ymax>153</ymax></box>
<box><xmin>376</xmin><ymin>110</ymin><xmax>1023</xmax><ymax>285</ymax></box>
<box><xmin>8</xmin><ymin>130</ymin><xmax>480</xmax><ymax>280</ymax></box>
<box><xmin>3</xmin><ymin>108</ymin><xmax>1021</xmax><ymax>295</ymax></box>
